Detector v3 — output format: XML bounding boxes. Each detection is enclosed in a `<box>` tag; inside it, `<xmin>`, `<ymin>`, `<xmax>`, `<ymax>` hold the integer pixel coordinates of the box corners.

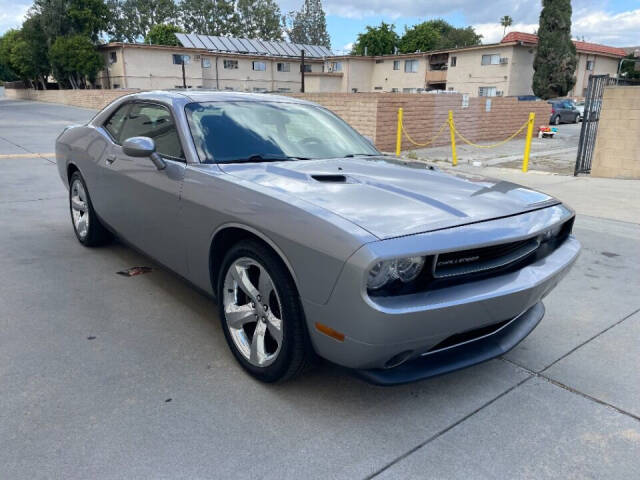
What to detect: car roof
<box><xmin>126</xmin><ymin>89</ymin><xmax>314</xmax><ymax>106</ymax></box>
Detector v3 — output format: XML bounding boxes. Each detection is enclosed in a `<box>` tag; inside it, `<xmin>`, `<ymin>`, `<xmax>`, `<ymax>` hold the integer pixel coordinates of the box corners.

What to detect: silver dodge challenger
<box><xmin>56</xmin><ymin>91</ymin><xmax>580</xmax><ymax>384</ymax></box>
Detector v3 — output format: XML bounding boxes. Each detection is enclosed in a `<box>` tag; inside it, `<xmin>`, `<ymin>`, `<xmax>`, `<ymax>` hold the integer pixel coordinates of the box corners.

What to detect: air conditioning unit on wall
<box><xmin>499</xmin><ymin>57</ymin><xmax>509</xmax><ymax>64</ymax></box>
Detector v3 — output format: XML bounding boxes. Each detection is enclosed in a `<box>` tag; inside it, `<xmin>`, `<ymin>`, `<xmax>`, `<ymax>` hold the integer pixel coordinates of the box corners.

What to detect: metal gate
<box><xmin>574</xmin><ymin>74</ymin><xmax>616</xmax><ymax>175</ymax></box>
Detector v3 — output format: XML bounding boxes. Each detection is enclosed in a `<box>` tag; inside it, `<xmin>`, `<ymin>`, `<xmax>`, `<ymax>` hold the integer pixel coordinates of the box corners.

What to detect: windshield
<box><xmin>185</xmin><ymin>101</ymin><xmax>379</xmax><ymax>163</ymax></box>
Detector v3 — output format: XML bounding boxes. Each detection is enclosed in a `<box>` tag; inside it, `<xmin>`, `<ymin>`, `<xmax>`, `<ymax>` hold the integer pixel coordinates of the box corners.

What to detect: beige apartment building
<box><xmin>97</xmin><ymin>32</ymin><xmax>625</xmax><ymax>98</ymax></box>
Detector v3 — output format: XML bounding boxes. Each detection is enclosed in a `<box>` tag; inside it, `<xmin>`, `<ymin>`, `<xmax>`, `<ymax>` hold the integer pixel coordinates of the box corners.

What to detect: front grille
<box><xmin>433</xmin><ymin>237</ymin><xmax>540</xmax><ymax>279</ymax></box>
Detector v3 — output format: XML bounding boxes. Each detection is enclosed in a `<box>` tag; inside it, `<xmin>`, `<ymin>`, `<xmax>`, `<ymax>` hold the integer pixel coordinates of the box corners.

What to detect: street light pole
<box><xmin>300</xmin><ymin>49</ymin><xmax>305</xmax><ymax>93</ymax></box>
<box><xmin>182</xmin><ymin>56</ymin><xmax>187</xmax><ymax>89</ymax></box>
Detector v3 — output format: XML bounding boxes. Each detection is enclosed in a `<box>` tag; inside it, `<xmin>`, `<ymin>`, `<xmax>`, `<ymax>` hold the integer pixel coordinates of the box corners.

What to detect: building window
<box><xmin>253</xmin><ymin>87</ymin><xmax>267</xmax><ymax>93</ymax></box>
<box><xmin>224</xmin><ymin>86</ymin><xmax>234</xmax><ymax>91</ymax></box>
<box><xmin>586</xmin><ymin>60</ymin><xmax>594</xmax><ymax>71</ymax></box>
<box><xmin>374</xmin><ymin>86</ymin><xmax>383</xmax><ymax>90</ymax></box>
<box><xmin>173</xmin><ymin>54</ymin><xmax>190</xmax><ymax>65</ymax></box>
<box><xmin>375</xmin><ymin>59</ymin><xmax>384</xmax><ymax>64</ymax></box>
<box><xmin>223</xmin><ymin>59</ymin><xmax>238</xmax><ymax>69</ymax></box>
<box><xmin>201</xmin><ymin>58</ymin><xmax>211</xmax><ymax>68</ymax></box>
<box><xmin>481</xmin><ymin>54</ymin><xmax>500</xmax><ymax>65</ymax></box>
<box><xmin>391</xmin><ymin>88</ymin><xmax>399</xmax><ymax>92</ymax></box>
<box><xmin>478</xmin><ymin>86</ymin><xmax>497</xmax><ymax>97</ymax></box>
<box><xmin>277</xmin><ymin>62</ymin><xmax>290</xmax><ymax>72</ymax></box>
<box><xmin>403</xmin><ymin>88</ymin><xmax>417</xmax><ymax>93</ymax></box>
<box><xmin>109</xmin><ymin>51</ymin><xmax>117</xmax><ymax>64</ymax></box>
<box><xmin>113</xmin><ymin>83</ymin><xmax>120</xmax><ymax>89</ymax></box>
<box><xmin>329</xmin><ymin>61</ymin><xmax>342</xmax><ymax>72</ymax></box>
<box><xmin>301</xmin><ymin>64</ymin><xmax>312</xmax><ymax>73</ymax></box>
<box><xmin>277</xmin><ymin>87</ymin><xmax>291</xmax><ymax>92</ymax></box>
<box><xmin>351</xmin><ymin>88</ymin><xmax>358</xmax><ymax>93</ymax></box>
<box><xmin>393</xmin><ymin>60</ymin><xmax>400</xmax><ymax>70</ymax></box>
<box><xmin>450</xmin><ymin>56</ymin><xmax>457</xmax><ymax>67</ymax></box>
<box><xmin>404</xmin><ymin>60</ymin><xmax>418</xmax><ymax>73</ymax></box>
<box><xmin>253</xmin><ymin>61</ymin><xmax>266</xmax><ymax>71</ymax></box>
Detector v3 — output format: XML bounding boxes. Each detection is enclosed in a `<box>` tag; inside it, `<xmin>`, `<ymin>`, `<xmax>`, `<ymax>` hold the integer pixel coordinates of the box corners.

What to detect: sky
<box><xmin>1</xmin><ymin>0</ymin><xmax>638</xmax><ymax>53</ymax></box>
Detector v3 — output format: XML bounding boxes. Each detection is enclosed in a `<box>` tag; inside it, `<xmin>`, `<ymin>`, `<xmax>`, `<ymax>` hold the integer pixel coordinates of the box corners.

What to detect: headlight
<box><xmin>367</xmin><ymin>256</ymin><xmax>426</xmax><ymax>290</ymax></box>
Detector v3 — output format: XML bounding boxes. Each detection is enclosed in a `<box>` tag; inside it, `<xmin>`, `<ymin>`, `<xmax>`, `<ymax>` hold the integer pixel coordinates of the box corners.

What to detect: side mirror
<box><xmin>122</xmin><ymin>136</ymin><xmax>165</xmax><ymax>170</ymax></box>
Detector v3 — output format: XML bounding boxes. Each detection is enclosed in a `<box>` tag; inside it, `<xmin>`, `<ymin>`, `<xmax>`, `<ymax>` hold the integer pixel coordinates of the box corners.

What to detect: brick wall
<box><xmin>4</xmin><ymin>88</ymin><xmax>137</xmax><ymax>110</ymax></box>
<box><xmin>374</xmin><ymin>94</ymin><xmax>551</xmax><ymax>151</ymax></box>
<box><xmin>591</xmin><ymin>87</ymin><xmax>640</xmax><ymax>179</ymax></box>
<box><xmin>5</xmin><ymin>88</ymin><xmax>550</xmax><ymax>152</ymax></box>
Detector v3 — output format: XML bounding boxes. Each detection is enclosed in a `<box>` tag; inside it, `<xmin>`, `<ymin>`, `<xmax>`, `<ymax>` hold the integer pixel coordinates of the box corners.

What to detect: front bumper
<box><xmin>356</xmin><ymin>301</ymin><xmax>544</xmax><ymax>385</ymax></box>
<box><xmin>301</xmin><ymin>205</ymin><xmax>580</xmax><ymax>376</ymax></box>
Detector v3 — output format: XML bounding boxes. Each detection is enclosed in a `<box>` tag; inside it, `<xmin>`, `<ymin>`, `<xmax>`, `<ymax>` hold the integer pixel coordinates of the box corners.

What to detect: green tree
<box><xmin>31</xmin><ymin>0</ymin><xmax>111</xmax><ymax>43</ymax></box>
<box><xmin>50</xmin><ymin>35</ymin><xmax>104</xmax><ymax>89</ymax></box>
<box><xmin>532</xmin><ymin>0</ymin><xmax>577</xmax><ymax>99</ymax></box>
<box><xmin>180</xmin><ymin>0</ymin><xmax>238</xmax><ymax>36</ymax></box>
<box><xmin>352</xmin><ymin>22</ymin><xmax>398</xmax><ymax>56</ymax></box>
<box><xmin>144</xmin><ymin>23</ymin><xmax>183</xmax><ymax>45</ymax></box>
<box><xmin>236</xmin><ymin>0</ymin><xmax>283</xmax><ymax>40</ymax></box>
<box><xmin>108</xmin><ymin>0</ymin><xmax>178</xmax><ymax>42</ymax></box>
<box><xmin>395</xmin><ymin>19</ymin><xmax>481</xmax><ymax>54</ymax></box>
<box><xmin>0</xmin><ymin>30</ymin><xmax>21</xmax><ymax>82</ymax></box>
<box><xmin>285</xmin><ymin>0</ymin><xmax>331</xmax><ymax>48</ymax></box>
<box><xmin>500</xmin><ymin>15</ymin><xmax>513</xmax><ymax>38</ymax></box>
<box><xmin>12</xmin><ymin>15</ymin><xmax>51</xmax><ymax>89</ymax></box>
<box><xmin>620</xmin><ymin>53</ymin><xmax>640</xmax><ymax>80</ymax></box>
<box><xmin>398</xmin><ymin>22</ymin><xmax>440</xmax><ymax>53</ymax></box>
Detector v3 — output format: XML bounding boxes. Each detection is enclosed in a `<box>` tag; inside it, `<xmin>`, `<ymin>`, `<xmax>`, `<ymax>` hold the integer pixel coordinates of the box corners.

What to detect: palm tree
<box><xmin>500</xmin><ymin>15</ymin><xmax>513</xmax><ymax>37</ymax></box>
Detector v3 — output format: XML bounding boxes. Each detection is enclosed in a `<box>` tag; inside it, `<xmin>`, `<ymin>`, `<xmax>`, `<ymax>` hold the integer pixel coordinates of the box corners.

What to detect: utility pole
<box><xmin>300</xmin><ymin>49</ymin><xmax>305</xmax><ymax>93</ymax></box>
<box><xmin>181</xmin><ymin>56</ymin><xmax>187</xmax><ymax>89</ymax></box>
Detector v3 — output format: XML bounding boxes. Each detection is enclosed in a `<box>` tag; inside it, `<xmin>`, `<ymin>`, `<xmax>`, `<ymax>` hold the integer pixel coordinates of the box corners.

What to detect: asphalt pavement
<box><xmin>1</xmin><ymin>97</ymin><xmax>639</xmax><ymax>479</ymax></box>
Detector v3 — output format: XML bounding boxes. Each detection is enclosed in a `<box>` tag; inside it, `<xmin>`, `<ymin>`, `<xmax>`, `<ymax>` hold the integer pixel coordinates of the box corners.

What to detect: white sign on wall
<box><xmin>485</xmin><ymin>99</ymin><xmax>492</xmax><ymax>112</ymax></box>
<box><xmin>462</xmin><ymin>94</ymin><xmax>469</xmax><ymax>108</ymax></box>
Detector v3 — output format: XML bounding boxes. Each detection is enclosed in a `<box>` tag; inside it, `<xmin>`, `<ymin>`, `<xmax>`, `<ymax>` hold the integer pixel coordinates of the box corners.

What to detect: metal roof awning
<box><xmin>175</xmin><ymin>33</ymin><xmax>333</xmax><ymax>58</ymax></box>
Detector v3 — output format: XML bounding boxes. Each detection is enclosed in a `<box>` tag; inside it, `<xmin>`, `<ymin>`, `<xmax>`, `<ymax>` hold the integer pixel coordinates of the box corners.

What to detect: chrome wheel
<box><xmin>223</xmin><ymin>257</ymin><xmax>283</xmax><ymax>368</ymax></box>
<box><xmin>70</xmin><ymin>178</ymin><xmax>90</xmax><ymax>239</ymax></box>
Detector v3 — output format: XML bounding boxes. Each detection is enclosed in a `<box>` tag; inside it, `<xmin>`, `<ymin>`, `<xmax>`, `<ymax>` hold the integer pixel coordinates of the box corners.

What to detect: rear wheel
<box><xmin>553</xmin><ymin>115</ymin><xmax>561</xmax><ymax>125</ymax></box>
<box><xmin>69</xmin><ymin>171</ymin><xmax>111</xmax><ymax>246</ymax></box>
<box><xmin>217</xmin><ymin>240</ymin><xmax>313</xmax><ymax>382</ymax></box>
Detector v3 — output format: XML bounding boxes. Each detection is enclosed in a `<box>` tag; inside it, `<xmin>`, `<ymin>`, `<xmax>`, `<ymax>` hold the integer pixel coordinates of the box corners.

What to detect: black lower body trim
<box><xmin>354</xmin><ymin>302</ymin><xmax>545</xmax><ymax>386</ymax></box>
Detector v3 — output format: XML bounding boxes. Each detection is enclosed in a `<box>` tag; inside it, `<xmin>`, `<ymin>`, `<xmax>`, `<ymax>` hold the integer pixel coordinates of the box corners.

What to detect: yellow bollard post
<box><xmin>448</xmin><ymin>110</ymin><xmax>458</xmax><ymax>166</ymax></box>
<box><xmin>395</xmin><ymin>108</ymin><xmax>403</xmax><ymax>157</ymax></box>
<box><xmin>522</xmin><ymin>112</ymin><xmax>535</xmax><ymax>172</ymax></box>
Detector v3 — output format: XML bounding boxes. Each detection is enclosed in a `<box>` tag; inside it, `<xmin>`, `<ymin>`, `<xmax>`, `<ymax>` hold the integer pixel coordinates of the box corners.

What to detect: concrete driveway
<box><xmin>1</xmin><ymin>98</ymin><xmax>639</xmax><ymax>479</ymax></box>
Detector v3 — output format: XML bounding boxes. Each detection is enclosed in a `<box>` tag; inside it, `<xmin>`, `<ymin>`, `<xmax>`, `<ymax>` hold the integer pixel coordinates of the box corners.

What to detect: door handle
<box><xmin>106</xmin><ymin>155</ymin><xmax>116</xmax><ymax>165</ymax></box>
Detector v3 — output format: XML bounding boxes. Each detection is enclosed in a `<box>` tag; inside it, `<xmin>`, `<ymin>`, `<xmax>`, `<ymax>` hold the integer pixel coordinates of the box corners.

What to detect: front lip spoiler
<box><xmin>354</xmin><ymin>302</ymin><xmax>545</xmax><ymax>386</ymax></box>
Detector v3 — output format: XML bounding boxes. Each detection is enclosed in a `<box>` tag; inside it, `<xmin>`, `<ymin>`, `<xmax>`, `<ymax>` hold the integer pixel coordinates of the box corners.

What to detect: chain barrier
<box><xmin>401</xmin><ymin>121</ymin><xmax>449</xmax><ymax>147</ymax></box>
<box><xmin>451</xmin><ymin>120</ymin><xmax>529</xmax><ymax>149</ymax></box>
<box><xmin>396</xmin><ymin>107</ymin><xmax>536</xmax><ymax>172</ymax></box>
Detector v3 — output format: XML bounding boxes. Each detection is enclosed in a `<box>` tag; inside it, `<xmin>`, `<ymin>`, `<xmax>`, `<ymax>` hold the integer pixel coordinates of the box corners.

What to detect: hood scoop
<box><xmin>311</xmin><ymin>174</ymin><xmax>348</xmax><ymax>183</ymax></box>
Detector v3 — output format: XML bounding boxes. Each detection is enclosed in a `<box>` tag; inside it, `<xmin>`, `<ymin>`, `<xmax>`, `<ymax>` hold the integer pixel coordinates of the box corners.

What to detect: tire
<box><xmin>217</xmin><ymin>239</ymin><xmax>313</xmax><ymax>382</ymax></box>
<box><xmin>553</xmin><ymin>115</ymin><xmax>561</xmax><ymax>125</ymax></box>
<box><xmin>574</xmin><ymin>114</ymin><xmax>579</xmax><ymax>123</ymax></box>
<box><xmin>69</xmin><ymin>171</ymin><xmax>112</xmax><ymax>246</ymax></box>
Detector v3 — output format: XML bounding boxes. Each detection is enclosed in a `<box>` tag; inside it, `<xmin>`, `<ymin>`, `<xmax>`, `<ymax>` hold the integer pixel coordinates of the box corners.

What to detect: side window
<box><xmin>119</xmin><ymin>103</ymin><xmax>185</xmax><ymax>160</ymax></box>
<box><xmin>103</xmin><ymin>104</ymin><xmax>130</xmax><ymax>142</ymax></box>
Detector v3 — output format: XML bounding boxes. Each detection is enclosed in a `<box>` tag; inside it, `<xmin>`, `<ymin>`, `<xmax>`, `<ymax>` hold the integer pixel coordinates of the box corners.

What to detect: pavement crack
<box><xmin>499</xmin><ymin>357</ymin><xmax>640</xmax><ymax>423</ymax></box>
<box><xmin>365</xmin><ymin>374</ymin><xmax>534</xmax><ymax>479</ymax></box>
<box><xmin>540</xmin><ymin>306</ymin><xmax>640</xmax><ymax>373</ymax></box>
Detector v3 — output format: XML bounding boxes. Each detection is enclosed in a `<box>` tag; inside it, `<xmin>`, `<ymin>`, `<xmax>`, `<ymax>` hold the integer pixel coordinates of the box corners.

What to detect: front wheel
<box><xmin>553</xmin><ymin>115</ymin><xmax>561</xmax><ymax>125</ymax></box>
<box><xmin>574</xmin><ymin>114</ymin><xmax>579</xmax><ymax>123</ymax></box>
<box><xmin>217</xmin><ymin>240</ymin><xmax>313</xmax><ymax>382</ymax></box>
<box><xmin>69</xmin><ymin>171</ymin><xmax>111</xmax><ymax>246</ymax></box>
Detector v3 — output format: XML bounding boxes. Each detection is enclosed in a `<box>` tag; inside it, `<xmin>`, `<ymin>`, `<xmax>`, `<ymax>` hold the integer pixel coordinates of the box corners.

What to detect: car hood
<box><xmin>220</xmin><ymin>157</ymin><xmax>559</xmax><ymax>240</ymax></box>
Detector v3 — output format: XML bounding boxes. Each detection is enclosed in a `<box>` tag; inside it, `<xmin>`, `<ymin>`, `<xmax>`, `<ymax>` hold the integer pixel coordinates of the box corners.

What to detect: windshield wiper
<box><xmin>344</xmin><ymin>153</ymin><xmax>379</xmax><ymax>157</ymax></box>
<box><xmin>223</xmin><ymin>154</ymin><xmax>310</xmax><ymax>164</ymax></box>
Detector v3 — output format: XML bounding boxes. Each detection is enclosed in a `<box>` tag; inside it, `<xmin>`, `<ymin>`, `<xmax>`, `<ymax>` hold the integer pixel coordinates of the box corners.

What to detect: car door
<box><xmin>561</xmin><ymin>101</ymin><xmax>574</xmax><ymax>122</ymax></box>
<box><xmin>98</xmin><ymin>101</ymin><xmax>187</xmax><ymax>274</ymax></box>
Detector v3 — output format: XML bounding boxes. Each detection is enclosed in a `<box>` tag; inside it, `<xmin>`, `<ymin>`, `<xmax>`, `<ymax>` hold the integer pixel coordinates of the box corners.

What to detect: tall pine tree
<box><xmin>532</xmin><ymin>0</ymin><xmax>577</xmax><ymax>99</ymax></box>
<box><xmin>286</xmin><ymin>0</ymin><xmax>330</xmax><ymax>48</ymax></box>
